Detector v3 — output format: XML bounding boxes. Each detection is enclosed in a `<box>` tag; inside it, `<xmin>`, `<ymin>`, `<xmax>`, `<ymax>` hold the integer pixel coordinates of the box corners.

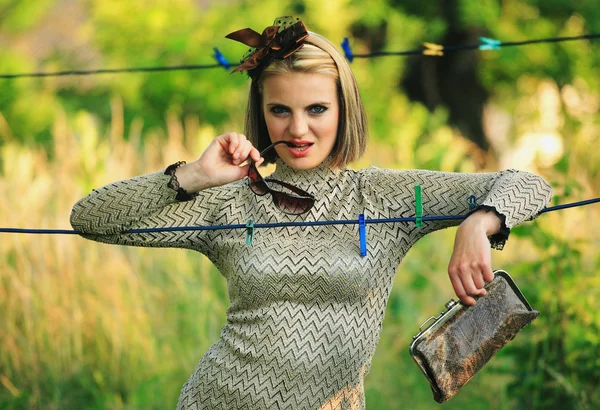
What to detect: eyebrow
<box><xmin>266</xmin><ymin>101</ymin><xmax>332</xmax><ymax>107</ymax></box>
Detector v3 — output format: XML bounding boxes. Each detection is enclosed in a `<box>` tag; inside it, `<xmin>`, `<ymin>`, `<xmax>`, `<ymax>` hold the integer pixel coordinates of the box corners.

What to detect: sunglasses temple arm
<box><xmin>264</xmin><ymin>178</ymin><xmax>314</xmax><ymax>198</ymax></box>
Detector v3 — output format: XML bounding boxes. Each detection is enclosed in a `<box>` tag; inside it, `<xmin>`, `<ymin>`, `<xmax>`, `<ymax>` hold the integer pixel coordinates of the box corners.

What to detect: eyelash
<box><xmin>270</xmin><ymin>105</ymin><xmax>328</xmax><ymax>115</ymax></box>
<box><xmin>309</xmin><ymin>105</ymin><xmax>327</xmax><ymax>114</ymax></box>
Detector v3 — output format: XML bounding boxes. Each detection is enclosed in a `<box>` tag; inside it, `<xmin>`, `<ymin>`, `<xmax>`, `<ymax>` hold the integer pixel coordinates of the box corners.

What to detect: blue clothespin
<box><xmin>245</xmin><ymin>219</ymin><xmax>254</xmax><ymax>245</ymax></box>
<box><xmin>468</xmin><ymin>194</ymin><xmax>477</xmax><ymax>210</ymax></box>
<box><xmin>479</xmin><ymin>37</ymin><xmax>502</xmax><ymax>51</ymax></box>
<box><xmin>213</xmin><ymin>47</ymin><xmax>230</xmax><ymax>70</ymax></box>
<box><xmin>358</xmin><ymin>214</ymin><xmax>367</xmax><ymax>257</ymax></box>
<box><xmin>341</xmin><ymin>37</ymin><xmax>354</xmax><ymax>63</ymax></box>
<box><xmin>414</xmin><ymin>185</ymin><xmax>423</xmax><ymax>228</ymax></box>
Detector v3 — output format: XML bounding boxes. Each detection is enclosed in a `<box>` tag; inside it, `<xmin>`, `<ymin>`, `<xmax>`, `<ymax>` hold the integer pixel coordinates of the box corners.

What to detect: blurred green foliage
<box><xmin>1</xmin><ymin>0</ymin><xmax>599</xmax><ymax>409</ymax></box>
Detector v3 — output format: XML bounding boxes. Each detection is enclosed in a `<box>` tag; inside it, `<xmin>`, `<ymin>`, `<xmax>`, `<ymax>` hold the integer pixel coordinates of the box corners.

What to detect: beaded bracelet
<box><xmin>164</xmin><ymin>161</ymin><xmax>199</xmax><ymax>201</ymax></box>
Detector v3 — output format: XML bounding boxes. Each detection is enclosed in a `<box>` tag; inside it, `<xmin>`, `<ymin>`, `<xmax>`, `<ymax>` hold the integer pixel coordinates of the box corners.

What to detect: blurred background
<box><xmin>0</xmin><ymin>1</ymin><xmax>599</xmax><ymax>409</ymax></box>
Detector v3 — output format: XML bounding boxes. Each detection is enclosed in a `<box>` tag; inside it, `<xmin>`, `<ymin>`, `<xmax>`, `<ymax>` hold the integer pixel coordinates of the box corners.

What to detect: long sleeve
<box><xmin>70</xmin><ymin>170</ymin><xmax>240</xmax><ymax>255</ymax></box>
<box><xmin>359</xmin><ymin>167</ymin><xmax>553</xmax><ymax>248</ymax></box>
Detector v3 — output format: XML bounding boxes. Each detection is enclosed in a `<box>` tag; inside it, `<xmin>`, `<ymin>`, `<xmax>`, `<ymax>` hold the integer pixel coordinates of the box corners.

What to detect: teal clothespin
<box><xmin>479</xmin><ymin>37</ymin><xmax>502</xmax><ymax>51</ymax></box>
<box><xmin>468</xmin><ymin>194</ymin><xmax>477</xmax><ymax>210</ymax></box>
<box><xmin>415</xmin><ymin>185</ymin><xmax>423</xmax><ymax>228</ymax></box>
<box><xmin>245</xmin><ymin>219</ymin><xmax>254</xmax><ymax>245</ymax></box>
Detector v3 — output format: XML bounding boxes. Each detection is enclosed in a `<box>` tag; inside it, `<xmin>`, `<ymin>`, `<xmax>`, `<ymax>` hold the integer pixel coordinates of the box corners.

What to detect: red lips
<box><xmin>286</xmin><ymin>141</ymin><xmax>314</xmax><ymax>158</ymax></box>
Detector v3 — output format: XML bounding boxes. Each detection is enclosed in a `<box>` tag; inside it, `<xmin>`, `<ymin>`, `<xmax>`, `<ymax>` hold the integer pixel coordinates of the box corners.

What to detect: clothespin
<box><xmin>358</xmin><ymin>213</ymin><xmax>367</xmax><ymax>257</ymax></box>
<box><xmin>341</xmin><ymin>37</ymin><xmax>354</xmax><ymax>63</ymax></box>
<box><xmin>468</xmin><ymin>194</ymin><xmax>477</xmax><ymax>210</ymax></box>
<box><xmin>415</xmin><ymin>185</ymin><xmax>423</xmax><ymax>228</ymax></box>
<box><xmin>212</xmin><ymin>47</ymin><xmax>230</xmax><ymax>70</ymax></box>
<box><xmin>422</xmin><ymin>42</ymin><xmax>444</xmax><ymax>56</ymax></box>
<box><xmin>245</xmin><ymin>219</ymin><xmax>254</xmax><ymax>245</ymax></box>
<box><xmin>478</xmin><ymin>37</ymin><xmax>502</xmax><ymax>51</ymax></box>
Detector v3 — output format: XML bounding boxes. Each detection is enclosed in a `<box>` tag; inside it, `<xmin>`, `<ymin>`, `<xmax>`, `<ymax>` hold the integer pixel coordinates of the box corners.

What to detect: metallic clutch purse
<box><xmin>409</xmin><ymin>270</ymin><xmax>539</xmax><ymax>403</ymax></box>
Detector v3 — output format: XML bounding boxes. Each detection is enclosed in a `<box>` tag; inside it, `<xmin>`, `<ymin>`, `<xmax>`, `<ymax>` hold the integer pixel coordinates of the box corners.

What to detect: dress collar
<box><xmin>268</xmin><ymin>158</ymin><xmax>343</xmax><ymax>188</ymax></box>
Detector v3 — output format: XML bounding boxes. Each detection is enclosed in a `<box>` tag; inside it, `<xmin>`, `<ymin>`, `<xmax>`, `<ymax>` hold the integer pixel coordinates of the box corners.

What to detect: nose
<box><xmin>289</xmin><ymin>113</ymin><xmax>308</xmax><ymax>138</ymax></box>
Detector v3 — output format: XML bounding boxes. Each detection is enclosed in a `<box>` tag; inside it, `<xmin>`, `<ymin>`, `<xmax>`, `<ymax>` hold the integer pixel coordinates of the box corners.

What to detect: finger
<box><xmin>470</xmin><ymin>276</ymin><xmax>487</xmax><ymax>298</ymax></box>
<box><xmin>221</xmin><ymin>132</ymin><xmax>239</xmax><ymax>155</ymax></box>
<box><xmin>238</xmin><ymin>157</ymin><xmax>264</xmax><ymax>175</ymax></box>
<box><xmin>471</xmin><ymin>268</ymin><xmax>488</xmax><ymax>297</ymax></box>
<box><xmin>459</xmin><ymin>271</ymin><xmax>483</xmax><ymax>304</ymax></box>
<box><xmin>230</xmin><ymin>133</ymin><xmax>247</xmax><ymax>157</ymax></box>
<box><xmin>239</xmin><ymin>146</ymin><xmax>263</xmax><ymax>167</ymax></box>
<box><xmin>482</xmin><ymin>263</ymin><xmax>495</xmax><ymax>283</ymax></box>
<box><xmin>249</xmin><ymin>145</ymin><xmax>262</xmax><ymax>162</ymax></box>
<box><xmin>457</xmin><ymin>267</ymin><xmax>479</xmax><ymax>295</ymax></box>
<box><xmin>472</xmin><ymin>269</ymin><xmax>486</xmax><ymax>289</ymax></box>
<box><xmin>463</xmin><ymin>296</ymin><xmax>477</xmax><ymax>306</ymax></box>
<box><xmin>449</xmin><ymin>273</ymin><xmax>476</xmax><ymax>306</ymax></box>
<box><xmin>234</xmin><ymin>140</ymin><xmax>254</xmax><ymax>165</ymax></box>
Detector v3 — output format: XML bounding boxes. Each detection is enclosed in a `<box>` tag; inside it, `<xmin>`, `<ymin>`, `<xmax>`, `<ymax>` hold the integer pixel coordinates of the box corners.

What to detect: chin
<box><xmin>282</xmin><ymin>157</ymin><xmax>324</xmax><ymax>170</ymax></box>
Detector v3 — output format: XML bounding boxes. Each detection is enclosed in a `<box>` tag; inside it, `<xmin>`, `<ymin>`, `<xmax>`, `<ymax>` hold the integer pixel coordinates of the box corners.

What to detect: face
<box><xmin>261</xmin><ymin>72</ymin><xmax>339</xmax><ymax>170</ymax></box>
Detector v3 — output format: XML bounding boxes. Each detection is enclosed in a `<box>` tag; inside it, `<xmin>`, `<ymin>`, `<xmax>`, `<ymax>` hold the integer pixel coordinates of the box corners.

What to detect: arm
<box><xmin>69</xmin><ymin>170</ymin><xmax>220</xmax><ymax>251</ymax></box>
<box><xmin>361</xmin><ymin>167</ymin><xmax>552</xmax><ymax>241</ymax></box>
<box><xmin>446</xmin><ymin>169</ymin><xmax>553</xmax><ymax>305</ymax></box>
<box><xmin>360</xmin><ymin>167</ymin><xmax>553</xmax><ymax>304</ymax></box>
<box><xmin>70</xmin><ymin>132</ymin><xmax>262</xmax><ymax>251</ymax></box>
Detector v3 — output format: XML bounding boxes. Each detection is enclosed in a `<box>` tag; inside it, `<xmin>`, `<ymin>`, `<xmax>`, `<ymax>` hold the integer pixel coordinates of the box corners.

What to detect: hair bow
<box><xmin>226</xmin><ymin>17</ymin><xmax>309</xmax><ymax>76</ymax></box>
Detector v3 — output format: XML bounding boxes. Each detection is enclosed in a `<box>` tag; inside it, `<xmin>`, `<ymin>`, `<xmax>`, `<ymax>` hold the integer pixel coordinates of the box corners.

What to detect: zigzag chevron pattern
<box><xmin>70</xmin><ymin>161</ymin><xmax>552</xmax><ymax>409</ymax></box>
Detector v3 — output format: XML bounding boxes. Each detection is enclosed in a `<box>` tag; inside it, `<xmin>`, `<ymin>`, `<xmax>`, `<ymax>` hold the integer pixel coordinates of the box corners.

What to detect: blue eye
<box><xmin>270</xmin><ymin>106</ymin><xmax>289</xmax><ymax>115</ymax></box>
<box><xmin>308</xmin><ymin>105</ymin><xmax>327</xmax><ymax>114</ymax></box>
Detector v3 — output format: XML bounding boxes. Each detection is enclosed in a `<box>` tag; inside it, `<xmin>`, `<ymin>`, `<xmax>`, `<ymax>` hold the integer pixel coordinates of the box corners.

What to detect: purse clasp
<box><xmin>445</xmin><ymin>299</ymin><xmax>458</xmax><ymax>310</ymax></box>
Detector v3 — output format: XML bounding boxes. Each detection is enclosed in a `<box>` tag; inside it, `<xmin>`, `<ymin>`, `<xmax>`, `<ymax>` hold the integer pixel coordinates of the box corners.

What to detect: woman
<box><xmin>71</xmin><ymin>17</ymin><xmax>552</xmax><ymax>410</ymax></box>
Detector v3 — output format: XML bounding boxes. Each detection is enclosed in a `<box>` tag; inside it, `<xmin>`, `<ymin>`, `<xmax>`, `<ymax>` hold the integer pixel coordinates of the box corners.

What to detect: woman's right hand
<box><xmin>175</xmin><ymin>132</ymin><xmax>263</xmax><ymax>193</ymax></box>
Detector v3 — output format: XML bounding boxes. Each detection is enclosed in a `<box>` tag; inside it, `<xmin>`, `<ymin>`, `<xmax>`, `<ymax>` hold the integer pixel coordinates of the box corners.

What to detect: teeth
<box><xmin>293</xmin><ymin>146</ymin><xmax>308</xmax><ymax>151</ymax></box>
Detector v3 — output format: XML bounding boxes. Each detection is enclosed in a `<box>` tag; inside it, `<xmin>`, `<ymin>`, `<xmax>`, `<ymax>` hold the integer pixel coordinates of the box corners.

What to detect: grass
<box><xmin>1</xmin><ymin>100</ymin><xmax>598</xmax><ymax>409</ymax></box>
<box><xmin>0</xmin><ymin>105</ymin><xmax>229</xmax><ymax>409</ymax></box>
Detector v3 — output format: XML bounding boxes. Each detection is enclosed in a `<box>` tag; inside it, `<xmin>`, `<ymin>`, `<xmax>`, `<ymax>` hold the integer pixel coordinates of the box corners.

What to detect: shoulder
<box><xmin>357</xmin><ymin>165</ymin><xmax>431</xmax><ymax>177</ymax></box>
<box><xmin>356</xmin><ymin>165</ymin><xmax>436</xmax><ymax>185</ymax></box>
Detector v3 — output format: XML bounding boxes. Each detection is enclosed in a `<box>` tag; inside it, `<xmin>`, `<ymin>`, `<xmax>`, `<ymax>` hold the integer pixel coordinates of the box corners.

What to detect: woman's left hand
<box><xmin>448</xmin><ymin>210</ymin><xmax>502</xmax><ymax>306</ymax></box>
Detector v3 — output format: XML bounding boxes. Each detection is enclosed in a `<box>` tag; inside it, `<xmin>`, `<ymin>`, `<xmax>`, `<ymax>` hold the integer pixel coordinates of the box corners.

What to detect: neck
<box><xmin>269</xmin><ymin>158</ymin><xmax>343</xmax><ymax>186</ymax></box>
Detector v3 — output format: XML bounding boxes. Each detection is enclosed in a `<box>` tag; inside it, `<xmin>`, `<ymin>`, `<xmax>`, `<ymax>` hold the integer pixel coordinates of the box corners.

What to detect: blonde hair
<box><xmin>245</xmin><ymin>32</ymin><xmax>368</xmax><ymax>168</ymax></box>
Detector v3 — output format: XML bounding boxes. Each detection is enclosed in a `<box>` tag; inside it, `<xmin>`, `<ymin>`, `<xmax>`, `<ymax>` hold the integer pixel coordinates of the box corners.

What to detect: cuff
<box><xmin>164</xmin><ymin>161</ymin><xmax>199</xmax><ymax>202</ymax></box>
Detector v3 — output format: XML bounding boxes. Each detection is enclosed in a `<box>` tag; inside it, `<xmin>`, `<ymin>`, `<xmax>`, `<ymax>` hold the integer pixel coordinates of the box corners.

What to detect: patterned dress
<box><xmin>70</xmin><ymin>160</ymin><xmax>552</xmax><ymax>409</ymax></box>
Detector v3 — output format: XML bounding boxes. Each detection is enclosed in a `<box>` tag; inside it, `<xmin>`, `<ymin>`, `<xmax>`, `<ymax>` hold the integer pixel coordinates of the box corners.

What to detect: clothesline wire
<box><xmin>0</xmin><ymin>64</ymin><xmax>222</xmax><ymax>79</ymax></box>
<box><xmin>354</xmin><ymin>33</ymin><xmax>600</xmax><ymax>57</ymax></box>
<box><xmin>1</xmin><ymin>197</ymin><xmax>598</xmax><ymax>235</ymax></box>
<box><xmin>1</xmin><ymin>33</ymin><xmax>598</xmax><ymax>79</ymax></box>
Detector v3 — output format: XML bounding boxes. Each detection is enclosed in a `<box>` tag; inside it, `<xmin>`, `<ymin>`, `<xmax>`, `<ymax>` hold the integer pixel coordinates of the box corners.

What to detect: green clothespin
<box><xmin>415</xmin><ymin>185</ymin><xmax>423</xmax><ymax>228</ymax></box>
<box><xmin>245</xmin><ymin>220</ymin><xmax>254</xmax><ymax>245</ymax></box>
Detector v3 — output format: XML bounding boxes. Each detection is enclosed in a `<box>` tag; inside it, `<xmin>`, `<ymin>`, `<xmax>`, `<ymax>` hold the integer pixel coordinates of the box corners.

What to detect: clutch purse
<box><xmin>409</xmin><ymin>270</ymin><xmax>539</xmax><ymax>403</ymax></box>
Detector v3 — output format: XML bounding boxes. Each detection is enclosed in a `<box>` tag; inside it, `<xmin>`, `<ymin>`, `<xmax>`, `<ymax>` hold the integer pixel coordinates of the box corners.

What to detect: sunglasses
<box><xmin>248</xmin><ymin>140</ymin><xmax>315</xmax><ymax>215</ymax></box>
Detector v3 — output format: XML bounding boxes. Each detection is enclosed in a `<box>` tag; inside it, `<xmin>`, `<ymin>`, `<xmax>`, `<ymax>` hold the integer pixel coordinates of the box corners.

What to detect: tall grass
<box><xmin>1</xmin><ymin>95</ymin><xmax>598</xmax><ymax>409</ymax></box>
<box><xmin>0</xmin><ymin>100</ymin><xmax>229</xmax><ymax>409</ymax></box>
